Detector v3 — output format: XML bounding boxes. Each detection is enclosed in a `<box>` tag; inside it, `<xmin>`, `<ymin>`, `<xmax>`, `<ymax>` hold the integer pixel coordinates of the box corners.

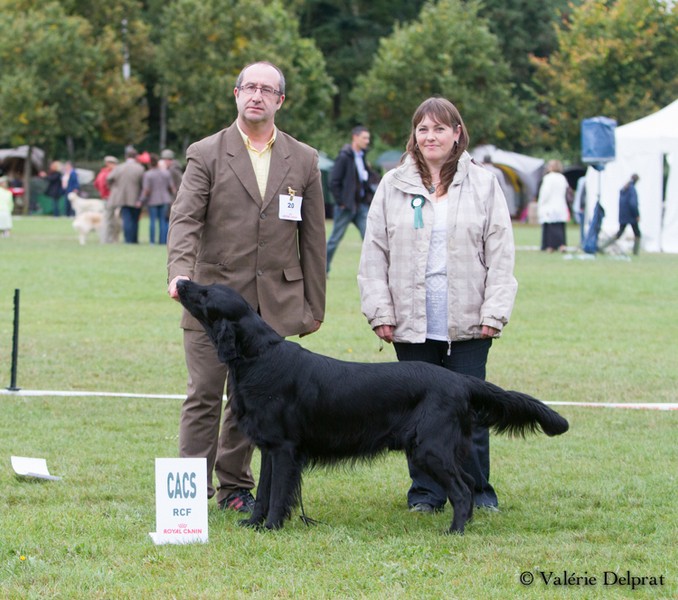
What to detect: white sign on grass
<box><xmin>11</xmin><ymin>456</ymin><xmax>61</xmax><ymax>480</ymax></box>
<box><xmin>149</xmin><ymin>457</ymin><xmax>208</xmax><ymax>545</ymax></box>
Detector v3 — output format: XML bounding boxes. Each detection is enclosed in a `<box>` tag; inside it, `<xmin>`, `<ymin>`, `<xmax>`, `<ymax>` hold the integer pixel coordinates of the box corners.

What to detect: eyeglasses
<box><xmin>238</xmin><ymin>83</ymin><xmax>282</xmax><ymax>98</ymax></box>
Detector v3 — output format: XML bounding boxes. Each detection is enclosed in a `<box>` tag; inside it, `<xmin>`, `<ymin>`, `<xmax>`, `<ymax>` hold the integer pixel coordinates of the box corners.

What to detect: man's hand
<box><xmin>168</xmin><ymin>275</ymin><xmax>190</xmax><ymax>301</ymax></box>
<box><xmin>299</xmin><ymin>320</ymin><xmax>322</xmax><ymax>337</ymax></box>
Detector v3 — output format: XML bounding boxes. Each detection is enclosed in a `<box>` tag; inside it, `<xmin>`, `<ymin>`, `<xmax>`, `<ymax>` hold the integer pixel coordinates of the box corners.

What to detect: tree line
<box><xmin>1</xmin><ymin>0</ymin><xmax>676</xmax><ymax>165</ymax></box>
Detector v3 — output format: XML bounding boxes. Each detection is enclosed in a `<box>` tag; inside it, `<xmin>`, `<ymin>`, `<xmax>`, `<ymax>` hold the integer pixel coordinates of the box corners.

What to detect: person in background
<box><xmin>603</xmin><ymin>174</ymin><xmax>641</xmax><ymax>255</ymax></box>
<box><xmin>537</xmin><ymin>159</ymin><xmax>570</xmax><ymax>253</ymax></box>
<box><xmin>7</xmin><ymin>175</ymin><xmax>29</xmax><ymax>212</ymax></box>
<box><xmin>358</xmin><ymin>97</ymin><xmax>517</xmax><ymax>514</ymax></box>
<box><xmin>160</xmin><ymin>148</ymin><xmax>184</xmax><ymax>231</ymax></box>
<box><xmin>107</xmin><ymin>147</ymin><xmax>145</xmax><ymax>244</ymax></box>
<box><xmin>94</xmin><ymin>156</ymin><xmax>121</xmax><ymax>243</ymax></box>
<box><xmin>94</xmin><ymin>156</ymin><xmax>118</xmax><ymax>200</ymax></box>
<box><xmin>136</xmin><ymin>151</ymin><xmax>151</xmax><ymax>167</ymax></box>
<box><xmin>325</xmin><ymin>126</ymin><xmax>377</xmax><ymax>274</ymax></box>
<box><xmin>61</xmin><ymin>161</ymin><xmax>80</xmax><ymax>217</ymax></box>
<box><xmin>160</xmin><ymin>149</ymin><xmax>184</xmax><ymax>200</ymax></box>
<box><xmin>0</xmin><ymin>175</ymin><xmax>13</xmax><ymax>237</ymax></box>
<box><xmin>166</xmin><ymin>61</ymin><xmax>326</xmax><ymax>512</ymax></box>
<box><xmin>140</xmin><ymin>153</ymin><xmax>175</xmax><ymax>244</ymax></box>
<box><xmin>573</xmin><ymin>175</ymin><xmax>587</xmax><ymax>247</ymax></box>
<box><xmin>43</xmin><ymin>161</ymin><xmax>64</xmax><ymax>217</ymax></box>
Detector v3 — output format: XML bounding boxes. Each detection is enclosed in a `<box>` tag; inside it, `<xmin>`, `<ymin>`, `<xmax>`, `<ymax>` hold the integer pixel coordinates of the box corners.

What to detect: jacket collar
<box><xmin>224</xmin><ymin>123</ymin><xmax>291</xmax><ymax>209</ymax></box>
<box><xmin>391</xmin><ymin>151</ymin><xmax>471</xmax><ymax>195</ymax></box>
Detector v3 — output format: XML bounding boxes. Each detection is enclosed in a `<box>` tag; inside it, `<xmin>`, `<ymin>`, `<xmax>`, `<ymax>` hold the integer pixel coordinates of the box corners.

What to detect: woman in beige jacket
<box><xmin>358</xmin><ymin>97</ymin><xmax>517</xmax><ymax>513</ymax></box>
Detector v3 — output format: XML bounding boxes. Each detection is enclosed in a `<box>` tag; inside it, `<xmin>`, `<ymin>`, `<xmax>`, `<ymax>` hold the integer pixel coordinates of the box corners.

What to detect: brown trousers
<box><xmin>180</xmin><ymin>328</ymin><xmax>255</xmax><ymax>503</ymax></box>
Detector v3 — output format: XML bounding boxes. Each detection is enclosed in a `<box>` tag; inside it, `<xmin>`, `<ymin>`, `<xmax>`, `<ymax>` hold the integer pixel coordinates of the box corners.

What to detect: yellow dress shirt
<box><xmin>237</xmin><ymin>124</ymin><xmax>276</xmax><ymax>199</ymax></box>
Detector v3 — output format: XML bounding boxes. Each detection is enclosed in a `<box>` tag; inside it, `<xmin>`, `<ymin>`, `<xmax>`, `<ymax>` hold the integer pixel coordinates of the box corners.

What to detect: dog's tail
<box><xmin>465</xmin><ymin>377</ymin><xmax>569</xmax><ymax>437</ymax></box>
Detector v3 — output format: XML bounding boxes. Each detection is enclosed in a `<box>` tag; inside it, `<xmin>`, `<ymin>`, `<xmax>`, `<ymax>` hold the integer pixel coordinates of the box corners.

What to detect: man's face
<box><xmin>234</xmin><ymin>64</ymin><xmax>285</xmax><ymax>127</ymax></box>
<box><xmin>353</xmin><ymin>131</ymin><xmax>371</xmax><ymax>151</ymax></box>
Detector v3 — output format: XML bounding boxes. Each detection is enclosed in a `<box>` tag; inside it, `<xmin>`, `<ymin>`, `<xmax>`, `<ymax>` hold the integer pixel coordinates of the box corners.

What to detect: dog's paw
<box><xmin>238</xmin><ymin>516</ymin><xmax>264</xmax><ymax>529</ymax></box>
<box><xmin>263</xmin><ymin>520</ymin><xmax>285</xmax><ymax>531</ymax></box>
<box><xmin>445</xmin><ymin>526</ymin><xmax>465</xmax><ymax>536</ymax></box>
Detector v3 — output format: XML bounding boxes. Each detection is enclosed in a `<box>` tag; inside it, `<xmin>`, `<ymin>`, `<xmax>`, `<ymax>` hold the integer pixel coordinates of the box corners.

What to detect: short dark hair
<box><xmin>235</xmin><ymin>62</ymin><xmax>286</xmax><ymax>95</ymax></box>
<box><xmin>352</xmin><ymin>125</ymin><xmax>369</xmax><ymax>137</ymax></box>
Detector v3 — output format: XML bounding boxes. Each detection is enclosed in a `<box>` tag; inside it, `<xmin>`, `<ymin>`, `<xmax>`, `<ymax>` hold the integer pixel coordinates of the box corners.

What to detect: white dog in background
<box><xmin>68</xmin><ymin>192</ymin><xmax>105</xmax><ymax>245</ymax></box>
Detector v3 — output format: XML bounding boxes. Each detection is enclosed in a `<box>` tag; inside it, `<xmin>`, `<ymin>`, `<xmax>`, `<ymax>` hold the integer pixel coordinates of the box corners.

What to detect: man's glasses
<box><xmin>238</xmin><ymin>83</ymin><xmax>282</xmax><ymax>98</ymax></box>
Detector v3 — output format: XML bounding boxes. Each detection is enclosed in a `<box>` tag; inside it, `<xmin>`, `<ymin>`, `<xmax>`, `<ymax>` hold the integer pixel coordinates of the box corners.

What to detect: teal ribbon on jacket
<box><xmin>411</xmin><ymin>195</ymin><xmax>426</xmax><ymax>229</ymax></box>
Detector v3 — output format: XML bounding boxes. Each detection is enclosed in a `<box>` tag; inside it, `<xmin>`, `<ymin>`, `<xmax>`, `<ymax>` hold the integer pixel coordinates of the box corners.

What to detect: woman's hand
<box><xmin>480</xmin><ymin>325</ymin><xmax>500</xmax><ymax>339</ymax></box>
<box><xmin>374</xmin><ymin>325</ymin><xmax>395</xmax><ymax>343</ymax></box>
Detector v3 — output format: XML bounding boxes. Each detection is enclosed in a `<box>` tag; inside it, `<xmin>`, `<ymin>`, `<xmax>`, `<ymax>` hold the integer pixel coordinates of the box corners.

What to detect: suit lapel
<box><xmin>225</xmin><ymin>126</ymin><xmax>262</xmax><ymax>207</ymax></box>
<box><xmin>263</xmin><ymin>133</ymin><xmax>290</xmax><ymax>211</ymax></box>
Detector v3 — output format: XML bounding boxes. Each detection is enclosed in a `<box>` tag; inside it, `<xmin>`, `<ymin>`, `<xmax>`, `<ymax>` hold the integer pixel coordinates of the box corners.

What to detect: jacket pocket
<box><xmin>283</xmin><ymin>265</ymin><xmax>303</xmax><ymax>282</ymax></box>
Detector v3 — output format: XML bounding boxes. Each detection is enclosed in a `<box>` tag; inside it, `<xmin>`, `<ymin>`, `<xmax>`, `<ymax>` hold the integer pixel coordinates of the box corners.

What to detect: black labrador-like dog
<box><xmin>177</xmin><ymin>281</ymin><xmax>568</xmax><ymax>534</ymax></box>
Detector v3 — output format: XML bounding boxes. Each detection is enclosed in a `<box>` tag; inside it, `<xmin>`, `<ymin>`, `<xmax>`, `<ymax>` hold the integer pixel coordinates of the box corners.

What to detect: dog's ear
<box><xmin>215</xmin><ymin>319</ymin><xmax>239</xmax><ymax>362</ymax></box>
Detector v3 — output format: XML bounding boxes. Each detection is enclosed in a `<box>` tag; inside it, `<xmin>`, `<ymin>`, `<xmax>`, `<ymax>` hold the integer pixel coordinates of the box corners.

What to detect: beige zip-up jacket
<box><xmin>358</xmin><ymin>152</ymin><xmax>517</xmax><ymax>343</ymax></box>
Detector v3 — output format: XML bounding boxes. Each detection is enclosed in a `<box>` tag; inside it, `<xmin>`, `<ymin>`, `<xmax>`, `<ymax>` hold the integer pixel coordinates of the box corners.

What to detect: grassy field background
<box><xmin>0</xmin><ymin>216</ymin><xmax>676</xmax><ymax>598</ymax></box>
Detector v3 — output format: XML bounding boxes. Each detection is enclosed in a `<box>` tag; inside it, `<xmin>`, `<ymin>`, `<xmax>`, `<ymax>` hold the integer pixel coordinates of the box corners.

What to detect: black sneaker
<box><xmin>219</xmin><ymin>489</ymin><xmax>255</xmax><ymax>513</ymax></box>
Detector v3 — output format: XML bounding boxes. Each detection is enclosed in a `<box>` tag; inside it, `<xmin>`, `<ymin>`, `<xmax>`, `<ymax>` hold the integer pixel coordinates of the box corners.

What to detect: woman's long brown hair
<box><xmin>404</xmin><ymin>97</ymin><xmax>469</xmax><ymax>194</ymax></box>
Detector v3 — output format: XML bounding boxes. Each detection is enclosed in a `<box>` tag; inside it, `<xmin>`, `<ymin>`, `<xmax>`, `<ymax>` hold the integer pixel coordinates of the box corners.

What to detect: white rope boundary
<box><xmin>1</xmin><ymin>388</ymin><xmax>676</xmax><ymax>410</ymax></box>
<box><xmin>1</xmin><ymin>389</ymin><xmax>186</xmax><ymax>400</ymax></box>
<box><xmin>546</xmin><ymin>401</ymin><xmax>677</xmax><ymax>411</ymax></box>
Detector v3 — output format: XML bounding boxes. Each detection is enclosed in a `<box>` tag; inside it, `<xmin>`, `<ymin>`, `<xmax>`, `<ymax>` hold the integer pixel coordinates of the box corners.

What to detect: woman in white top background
<box><xmin>537</xmin><ymin>159</ymin><xmax>571</xmax><ymax>252</ymax></box>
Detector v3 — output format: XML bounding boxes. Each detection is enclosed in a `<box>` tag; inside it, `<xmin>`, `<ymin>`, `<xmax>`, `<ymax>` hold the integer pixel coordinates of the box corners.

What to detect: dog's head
<box><xmin>176</xmin><ymin>280</ymin><xmax>255</xmax><ymax>362</ymax></box>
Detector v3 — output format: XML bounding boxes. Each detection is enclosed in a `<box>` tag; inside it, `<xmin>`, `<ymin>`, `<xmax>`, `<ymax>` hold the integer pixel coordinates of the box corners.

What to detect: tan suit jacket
<box><xmin>106</xmin><ymin>159</ymin><xmax>145</xmax><ymax>208</ymax></box>
<box><xmin>167</xmin><ymin>123</ymin><xmax>326</xmax><ymax>337</ymax></box>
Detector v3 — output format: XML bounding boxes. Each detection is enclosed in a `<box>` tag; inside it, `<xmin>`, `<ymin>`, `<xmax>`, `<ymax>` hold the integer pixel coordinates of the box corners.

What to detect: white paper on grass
<box><xmin>11</xmin><ymin>456</ymin><xmax>62</xmax><ymax>480</ymax></box>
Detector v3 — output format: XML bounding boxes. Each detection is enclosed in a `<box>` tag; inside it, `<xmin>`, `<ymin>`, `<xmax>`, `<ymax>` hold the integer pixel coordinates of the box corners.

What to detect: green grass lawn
<box><xmin>1</xmin><ymin>217</ymin><xmax>676</xmax><ymax>598</ymax></box>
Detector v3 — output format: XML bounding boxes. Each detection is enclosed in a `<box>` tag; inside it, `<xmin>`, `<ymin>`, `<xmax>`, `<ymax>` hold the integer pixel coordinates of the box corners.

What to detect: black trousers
<box><xmin>614</xmin><ymin>221</ymin><xmax>641</xmax><ymax>239</ymax></box>
<box><xmin>394</xmin><ymin>338</ymin><xmax>498</xmax><ymax>508</ymax></box>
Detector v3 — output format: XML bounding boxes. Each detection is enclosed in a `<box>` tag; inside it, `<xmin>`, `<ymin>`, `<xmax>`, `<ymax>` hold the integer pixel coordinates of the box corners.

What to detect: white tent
<box><xmin>0</xmin><ymin>145</ymin><xmax>45</xmax><ymax>173</ymax></box>
<box><xmin>471</xmin><ymin>145</ymin><xmax>545</xmax><ymax>200</ymax></box>
<box><xmin>585</xmin><ymin>100</ymin><xmax>678</xmax><ymax>252</ymax></box>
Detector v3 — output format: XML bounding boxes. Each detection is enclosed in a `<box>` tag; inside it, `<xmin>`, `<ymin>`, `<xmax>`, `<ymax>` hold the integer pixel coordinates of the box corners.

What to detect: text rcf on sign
<box><xmin>149</xmin><ymin>457</ymin><xmax>208</xmax><ymax>545</ymax></box>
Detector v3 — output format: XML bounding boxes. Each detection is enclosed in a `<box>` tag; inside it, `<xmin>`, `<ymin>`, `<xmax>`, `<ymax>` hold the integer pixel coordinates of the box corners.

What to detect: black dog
<box><xmin>177</xmin><ymin>281</ymin><xmax>569</xmax><ymax>534</ymax></box>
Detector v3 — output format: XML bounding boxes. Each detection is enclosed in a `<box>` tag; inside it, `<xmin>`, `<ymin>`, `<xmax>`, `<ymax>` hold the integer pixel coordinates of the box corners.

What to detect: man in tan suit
<box><xmin>167</xmin><ymin>62</ymin><xmax>326</xmax><ymax>512</ymax></box>
<box><xmin>107</xmin><ymin>147</ymin><xmax>145</xmax><ymax>243</ymax></box>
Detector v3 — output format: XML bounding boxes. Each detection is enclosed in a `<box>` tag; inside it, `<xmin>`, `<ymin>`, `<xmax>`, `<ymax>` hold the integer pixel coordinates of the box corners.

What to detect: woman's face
<box><xmin>414</xmin><ymin>115</ymin><xmax>461</xmax><ymax>168</ymax></box>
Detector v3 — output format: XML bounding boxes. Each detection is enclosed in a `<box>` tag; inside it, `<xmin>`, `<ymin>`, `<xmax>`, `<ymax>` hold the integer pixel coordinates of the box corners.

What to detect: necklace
<box><xmin>428</xmin><ymin>181</ymin><xmax>440</xmax><ymax>194</ymax></box>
